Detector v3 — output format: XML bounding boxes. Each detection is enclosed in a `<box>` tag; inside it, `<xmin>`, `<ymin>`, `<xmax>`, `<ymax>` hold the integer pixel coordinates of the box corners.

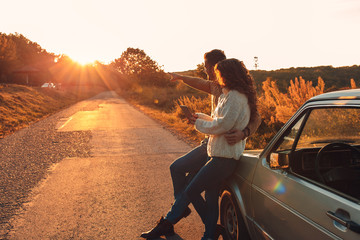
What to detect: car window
<box><xmin>297</xmin><ymin>108</ymin><xmax>360</xmax><ymax>149</ymax></box>
<box><xmin>272</xmin><ymin>107</ymin><xmax>360</xmax><ymax>201</ymax></box>
<box><xmin>276</xmin><ymin>115</ymin><xmax>306</xmax><ymax>151</ymax></box>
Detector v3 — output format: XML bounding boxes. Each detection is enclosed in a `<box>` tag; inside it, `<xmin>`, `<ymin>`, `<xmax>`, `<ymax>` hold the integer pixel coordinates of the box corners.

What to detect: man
<box><xmin>141</xmin><ymin>49</ymin><xmax>261</xmax><ymax>239</ymax></box>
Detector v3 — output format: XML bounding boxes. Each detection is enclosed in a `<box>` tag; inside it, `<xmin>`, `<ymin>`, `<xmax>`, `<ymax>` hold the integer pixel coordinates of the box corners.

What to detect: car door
<box><xmin>251</xmin><ymin>106</ymin><xmax>360</xmax><ymax>240</ymax></box>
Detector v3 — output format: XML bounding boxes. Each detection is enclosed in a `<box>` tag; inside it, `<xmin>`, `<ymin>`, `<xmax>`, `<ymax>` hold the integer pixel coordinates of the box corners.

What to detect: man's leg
<box><xmin>140</xmin><ymin>142</ymin><xmax>208</xmax><ymax>239</ymax></box>
<box><xmin>169</xmin><ymin>141</ymin><xmax>208</xmax><ymax>199</ymax></box>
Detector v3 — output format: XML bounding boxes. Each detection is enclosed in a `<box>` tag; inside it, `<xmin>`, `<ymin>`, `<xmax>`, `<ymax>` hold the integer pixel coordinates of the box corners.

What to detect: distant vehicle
<box><xmin>220</xmin><ymin>89</ymin><xmax>360</xmax><ymax>240</ymax></box>
<box><xmin>41</xmin><ymin>83</ymin><xmax>55</xmax><ymax>88</ymax></box>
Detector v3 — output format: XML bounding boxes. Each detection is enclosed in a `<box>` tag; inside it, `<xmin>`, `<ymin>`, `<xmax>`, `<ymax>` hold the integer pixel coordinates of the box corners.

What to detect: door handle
<box><xmin>327</xmin><ymin>211</ymin><xmax>360</xmax><ymax>234</ymax></box>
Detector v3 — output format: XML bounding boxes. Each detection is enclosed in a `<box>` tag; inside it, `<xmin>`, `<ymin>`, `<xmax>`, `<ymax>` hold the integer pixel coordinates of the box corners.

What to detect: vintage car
<box><xmin>220</xmin><ymin>89</ymin><xmax>360</xmax><ymax>240</ymax></box>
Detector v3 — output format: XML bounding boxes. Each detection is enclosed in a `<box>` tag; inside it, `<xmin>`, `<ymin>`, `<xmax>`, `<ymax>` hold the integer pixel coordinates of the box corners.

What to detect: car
<box><xmin>219</xmin><ymin>89</ymin><xmax>360</xmax><ymax>240</ymax></box>
<box><xmin>41</xmin><ymin>82</ymin><xmax>55</xmax><ymax>88</ymax></box>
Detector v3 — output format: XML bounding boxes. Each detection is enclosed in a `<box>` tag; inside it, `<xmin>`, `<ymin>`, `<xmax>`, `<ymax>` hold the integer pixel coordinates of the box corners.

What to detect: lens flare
<box><xmin>273</xmin><ymin>181</ymin><xmax>286</xmax><ymax>194</ymax></box>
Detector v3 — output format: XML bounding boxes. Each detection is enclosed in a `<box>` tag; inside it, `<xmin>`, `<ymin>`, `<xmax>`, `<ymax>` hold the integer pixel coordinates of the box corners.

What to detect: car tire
<box><xmin>220</xmin><ymin>190</ymin><xmax>250</xmax><ymax>240</ymax></box>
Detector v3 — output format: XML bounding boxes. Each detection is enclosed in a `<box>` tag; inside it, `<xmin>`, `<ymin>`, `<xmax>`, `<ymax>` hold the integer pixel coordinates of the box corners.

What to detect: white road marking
<box><xmin>56</xmin><ymin>117</ymin><xmax>72</xmax><ymax>130</ymax></box>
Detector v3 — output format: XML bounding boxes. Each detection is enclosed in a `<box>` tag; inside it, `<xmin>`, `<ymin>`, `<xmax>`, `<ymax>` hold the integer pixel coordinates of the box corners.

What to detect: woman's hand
<box><xmin>187</xmin><ymin>113</ymin><xmax>198</xmax><ymax>125</ymax></box>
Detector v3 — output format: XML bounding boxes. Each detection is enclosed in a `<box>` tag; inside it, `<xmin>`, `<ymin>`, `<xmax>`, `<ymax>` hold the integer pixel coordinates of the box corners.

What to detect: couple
<box><xmin>141</xmin><ymin>50</ymin><xmax>261</xmax><ymax>240</ymax></box>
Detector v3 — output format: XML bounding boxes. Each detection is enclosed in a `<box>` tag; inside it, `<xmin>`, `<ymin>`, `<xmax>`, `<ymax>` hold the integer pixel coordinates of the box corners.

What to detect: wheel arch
<box><xmin>220</xmin><ymin>180</ymin><xmax>252</xmax><ymax>235</ymax></box>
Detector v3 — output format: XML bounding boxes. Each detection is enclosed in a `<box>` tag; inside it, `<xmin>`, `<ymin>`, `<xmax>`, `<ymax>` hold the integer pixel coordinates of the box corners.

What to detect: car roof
<box><xmin>308</xmin><ymin>89</ymin><xmax>360</xmax><ymax>103</ymax></box>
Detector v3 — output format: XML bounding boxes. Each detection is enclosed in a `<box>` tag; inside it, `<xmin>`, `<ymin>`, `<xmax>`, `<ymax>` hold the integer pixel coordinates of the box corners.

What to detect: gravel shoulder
<box><xmin>0</xmin><ymin>99</ymin><xmax>96</xmax><ymax>238</ymax></box>
<box><xmin>0</xmin><ymin>91</ymin><xmax>205</xmax><ymax>239</ymax></box>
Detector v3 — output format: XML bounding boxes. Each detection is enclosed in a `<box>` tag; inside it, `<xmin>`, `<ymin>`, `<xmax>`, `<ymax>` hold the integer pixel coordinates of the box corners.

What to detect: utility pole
<box><xmin>254</xmin><ymin>56</ymin><xmax>259</xmax><ymax>70</ymax></box>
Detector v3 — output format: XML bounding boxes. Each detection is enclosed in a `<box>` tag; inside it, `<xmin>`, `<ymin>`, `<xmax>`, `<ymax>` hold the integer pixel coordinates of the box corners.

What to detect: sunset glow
<box><xmin>2</xmin><ymin>0</ymin><xmax>360</xmax><ymax>71</ymax></box>
<box><xmin>70</xmin><ymin>56</ymin><xmax>96</xmax><ymax>66</ymax></box>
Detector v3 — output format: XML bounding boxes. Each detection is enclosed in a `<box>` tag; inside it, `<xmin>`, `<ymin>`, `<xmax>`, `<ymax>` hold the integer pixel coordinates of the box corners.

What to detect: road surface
<box><xmin>6</xmin><ymin>91</ymin><xmax>204</xmax><ymax>239</ymax></box>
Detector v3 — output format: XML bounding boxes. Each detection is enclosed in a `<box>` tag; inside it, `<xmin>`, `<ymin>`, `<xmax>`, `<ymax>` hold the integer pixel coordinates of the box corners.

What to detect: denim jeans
<box><xmin>166</xmin><ymin>156</ymin><xmax>237</xmax><ymax>239</ymax></box>
<box><xmin>169</xmin><ymin>140</ymin><xmax>208</xmax><ymax>200</ymax></box>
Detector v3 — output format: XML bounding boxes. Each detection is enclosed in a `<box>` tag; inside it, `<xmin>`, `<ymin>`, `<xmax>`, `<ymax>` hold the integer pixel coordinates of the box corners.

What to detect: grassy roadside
<box><xmin>0</xmin><ymin>84</ymin><xmax>104</xmax><ymax>139</ymax></box>
<box><xmin>115</xmin><ymin>85</ymin><xmax>211</xmax><ymax>148</ymax></box>
<box><xmin>115</xmin><ymin>84</ymin><xmax>268</xmax><ymax>150</ymax></box>
<box><xmin>116</xmin><ymin>85</ymin><xmax>210</xmax><ymax>146</ymax></box>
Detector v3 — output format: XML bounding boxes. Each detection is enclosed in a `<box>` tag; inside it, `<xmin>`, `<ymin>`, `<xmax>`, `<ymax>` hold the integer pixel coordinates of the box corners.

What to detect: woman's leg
<box><xmin>185</xmin><ymin>157</ymin><xmax>237</xmax><ymax>239</ymax></box>
<box><xmin>140</xmin><ymin>145</ymin><xmax>208</xmax><ymax>239</ymax></box>
<box><xmin>165</xmin><ymin>155</ymin><xmax>210</xmax><ymax>225</ymax></box>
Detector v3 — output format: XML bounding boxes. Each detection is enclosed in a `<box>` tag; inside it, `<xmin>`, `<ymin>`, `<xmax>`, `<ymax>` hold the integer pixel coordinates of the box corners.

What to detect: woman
<box><xmin>141</xmin><ymin>58</ymin><xmax>257</xmax><ymax>240</ymax></box>
<box><xmin>190</xmin><ymin>58</ymin><xmax>257</xmax><ymax>239</ymax></box>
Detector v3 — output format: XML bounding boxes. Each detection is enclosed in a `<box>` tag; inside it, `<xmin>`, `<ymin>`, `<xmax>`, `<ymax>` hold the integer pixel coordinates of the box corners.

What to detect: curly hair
<box><xmin>215</xmin><ymin>58</ymin><xmax>258</xmax><ymax>121</ymax></box>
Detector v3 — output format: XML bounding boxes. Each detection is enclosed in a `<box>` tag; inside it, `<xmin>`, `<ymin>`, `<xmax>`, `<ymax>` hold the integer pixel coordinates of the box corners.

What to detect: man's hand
<box><xmin>168</xmin><ymin>73</ymin><xmax>182</xmax><ymax>82</ymax></box>
<box><xmin>224</xmin><ymin>129</ymin><xmax>245</xmax><ymax>145</ymax></box>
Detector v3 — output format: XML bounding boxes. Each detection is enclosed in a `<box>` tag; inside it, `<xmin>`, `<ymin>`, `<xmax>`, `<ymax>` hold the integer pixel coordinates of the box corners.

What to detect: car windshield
<box><xmin>297</xmin><ymin>107</ymin><xmax>360</xmax><ymax>149</ymax></box>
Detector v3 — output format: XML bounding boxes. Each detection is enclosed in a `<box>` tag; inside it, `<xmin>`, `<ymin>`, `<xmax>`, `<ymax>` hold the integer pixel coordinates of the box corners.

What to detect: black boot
<box><xmin>140</xmin><ymin>217</ymin><xmax>175</xmax><ymax>239</ymax></box>
<box><xmin>215</xmin><ymin>224</ymin><xmax>227</xmax><ymax>240</ymax></box>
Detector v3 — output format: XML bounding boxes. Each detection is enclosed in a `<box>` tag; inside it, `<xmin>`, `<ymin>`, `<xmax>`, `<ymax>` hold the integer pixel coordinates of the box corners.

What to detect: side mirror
<box><xmin>270</xmin><ymin>152</ymin><xmax>290</xmax><ymax>169</ymax></box>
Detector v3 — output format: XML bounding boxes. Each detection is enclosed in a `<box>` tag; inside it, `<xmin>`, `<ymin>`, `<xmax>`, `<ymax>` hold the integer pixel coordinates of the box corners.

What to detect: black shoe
<box><xmin>140</xmin><ymin>217</ymin><xmax>175</xmax><ymax>239</ymax></box>
<box><xmin>215</xmin><ymin>224</ymin><xmax>226</xmax><ymax>240</ymax></box>
<box><xmin>173</xmin><ymin>206</ymin><xmax>191</xmax><ymax>224</ymax></box>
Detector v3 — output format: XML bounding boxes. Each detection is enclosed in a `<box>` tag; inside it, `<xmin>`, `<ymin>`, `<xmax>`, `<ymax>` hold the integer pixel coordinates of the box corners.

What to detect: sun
<box><xmin>69</xmin><ymin>54</ymin><xmax>97</xmax><ymax>66</ymax></box>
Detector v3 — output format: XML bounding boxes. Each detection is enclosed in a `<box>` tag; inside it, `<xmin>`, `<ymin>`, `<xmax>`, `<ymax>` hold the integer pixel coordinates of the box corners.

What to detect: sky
<box><xmin>1</xmin><ymin>0</ymin><xmax>360</xmax><ymax>72</ymax></box>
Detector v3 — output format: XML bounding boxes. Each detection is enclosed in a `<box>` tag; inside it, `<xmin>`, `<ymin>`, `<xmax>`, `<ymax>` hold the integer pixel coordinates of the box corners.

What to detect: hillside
<box><xmin>177</xmin><ymin>65</ymin><xmax>360</xmax><ymax>92</ymax></box>
<box><xmin>251</xmin><ymin>65</ymin><xmax>360</xmax><ymax>92</ymax></box>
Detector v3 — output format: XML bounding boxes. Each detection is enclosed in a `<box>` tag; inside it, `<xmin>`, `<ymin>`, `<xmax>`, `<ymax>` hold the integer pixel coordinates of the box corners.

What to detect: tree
<box><xmin>111</xmin><ymin>47</ymin><xmax>167</xmax><ymax>86</ymax></box>
<box><xmin>0</xmin><ymin>33</ymin><xmax>57</xmax><ymax>85</ymax></box>
<box><xmin>195</xmin><ymin>63</ymin><xmax>207</xmax><ymax>79</ymax></box>
<box><xmin>0</xmin><ymin>33</ymin><xmax>19</xmax><ymax>80</ymax></box>
<box><xmin>111</xmin><ymin>48</ymin><xmax>159</xmax><ymax>75</ymax></box>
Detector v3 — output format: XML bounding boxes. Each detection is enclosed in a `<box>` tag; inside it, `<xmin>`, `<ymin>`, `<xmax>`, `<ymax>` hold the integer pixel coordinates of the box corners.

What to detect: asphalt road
<box><xmin>3</xmin><ymin>91</ymin><xmax>204</xmax><ymax>239</ymax></box>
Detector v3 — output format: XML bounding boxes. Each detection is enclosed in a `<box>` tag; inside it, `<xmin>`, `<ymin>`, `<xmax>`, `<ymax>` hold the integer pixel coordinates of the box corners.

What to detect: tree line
<box><xmin>0</xmin><ymin>33</ymin><xmax>169</xmax><ymax>89</ymax></box>
<box><xmin>0</xmin><ymin>33</ymin><xmax>55</xmax><ymax>85</ymax></box>
<box><xmin>1</xmin><ymin>32</ymin><xmax>358</xmax><ymax>92</ymax></box>
<box><xmin>250</xmin><ymin>65</ymin><xmax>360</xmax><ymax>92</ymax></box>
<box><xmin>196</xmin><ymin>63</ymin><xmax>360</xmax><ymax>93</ymax></box>
<box><xmin>1</xmin><ymin>32</ymin><xmax>359</xmax><ymax>148</ymax></box>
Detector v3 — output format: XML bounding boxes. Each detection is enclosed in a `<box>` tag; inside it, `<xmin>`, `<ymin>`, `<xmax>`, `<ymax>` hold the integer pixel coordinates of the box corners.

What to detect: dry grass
<box><xmin>0</xmin><ymin>84</ymin><xmax>103</xmax><ymax>138</ymax></box>
<box><xmin>116</xmin><ymin>84</ymin><xmax>211</xmax><ymax>146</ymax></box>
<box><xmin>117</xmin><ymin>83</ymin><xmax>266</xmax><ymax>150</ymax></box>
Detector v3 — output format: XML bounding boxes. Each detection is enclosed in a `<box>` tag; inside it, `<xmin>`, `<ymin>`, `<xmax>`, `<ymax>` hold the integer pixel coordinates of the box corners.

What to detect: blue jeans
<box><xmin>170</xmin><ymin>140</ymin><xmax>208</xmax><ymax>200</ymax></box>
<box><xmin>166</xmin><ymin>156</ymin><xmax>237</xmax><ymax>239</ymax></box>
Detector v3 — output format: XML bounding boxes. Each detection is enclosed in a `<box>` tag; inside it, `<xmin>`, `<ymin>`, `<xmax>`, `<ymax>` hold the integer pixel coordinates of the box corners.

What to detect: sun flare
<box><xmin>69</xmin><ymin>54</ymin><xmax>96</xmax><ymax>66</ymax></box>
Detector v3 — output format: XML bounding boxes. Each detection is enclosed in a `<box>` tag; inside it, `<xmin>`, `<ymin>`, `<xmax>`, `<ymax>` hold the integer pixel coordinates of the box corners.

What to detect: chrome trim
<box><xmin>326</xmin><ymin>211</ymin><xmax>348</xmax><ymax>227</ymax></box>
<box><xmin>252</xmin><ymin>184</ymin><xmax>342</xmax><ymax>240</ymax></box>
<box><xmin>252</xmin><ymin>221</ymin><xmax>274</xmax><ymax>240</ymax></box>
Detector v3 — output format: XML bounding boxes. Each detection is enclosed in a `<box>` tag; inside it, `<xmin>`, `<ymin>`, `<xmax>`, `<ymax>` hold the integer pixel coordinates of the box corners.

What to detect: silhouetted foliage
<box><xmin>111</xmin><ymin>47</ymin><xmax>167</xmax><ymax>86</ymax></box>
<box><xmin>0</xmin><ymin>33</ymin><xmax>18</xmax><ymax>78</ymax></box>
<box><xmin>195</xmin><ymin>63</ymin><xmax>207</xmax><ymax>79</ymax></box>
<box><xmin>0</xmin><ymin>32</ymin><xmax>56</xmax><ymax>86</ymax></box>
